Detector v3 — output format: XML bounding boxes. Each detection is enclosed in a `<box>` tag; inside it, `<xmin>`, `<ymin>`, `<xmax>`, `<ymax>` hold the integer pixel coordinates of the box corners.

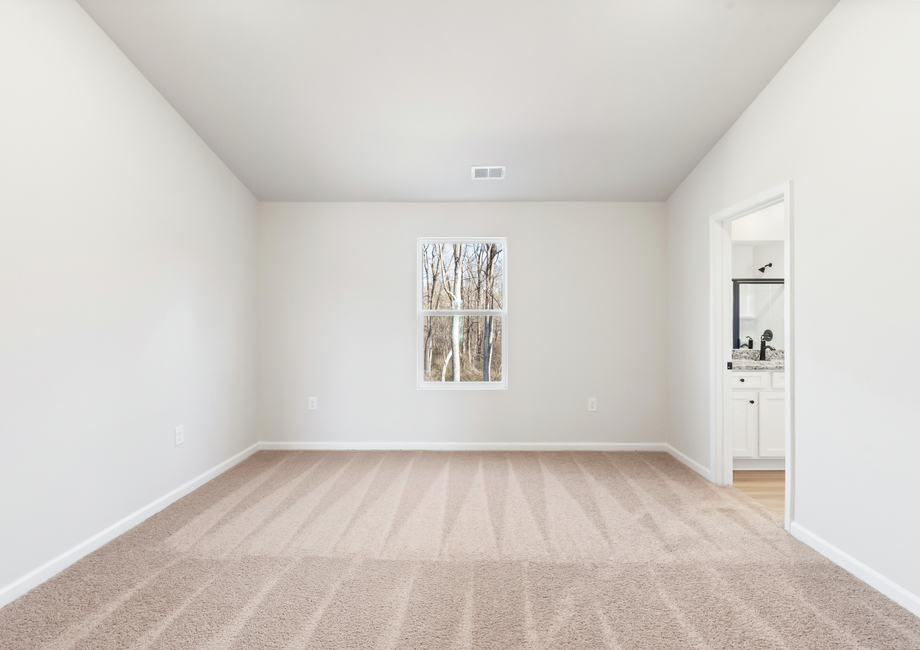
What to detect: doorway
<box><xmin>709</xmin><ymin>182</ymin><xmax>794</xmax><ymax>531</ymax></box>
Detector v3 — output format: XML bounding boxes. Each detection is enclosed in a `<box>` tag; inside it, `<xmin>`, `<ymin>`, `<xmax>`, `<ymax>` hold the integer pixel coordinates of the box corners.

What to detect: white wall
<box><xmin>666</xmin><ymin>0</ymin><xmax>920</xmax><ymax>601</ymax></box>
<box><xmin>731</xmin><ymin>202</ymin><xmax>785</xmax><ymax>241</ymax></box>
<box><xmin>731</xmin><ymin>245</ymin><xmax>754</xmax><ymax>278</ymax></box>
<box><xmin>258</xmin><ymin>202</ymin><xmax>666</xmax><ymax>447</ymax></box>
<box><xmin>0</xmin><ymin>0</ymin><xmax>258</xmax><ymax>596</ymax></box>
<box><xmin>731</xmin><ymin>243</ymin><xmax>784</xmax><ymax>279</ymax></box>
<box><xmin>751</xmin><ymin>241</ymin><xmax>784</xmax><ymax>280</ymax></box>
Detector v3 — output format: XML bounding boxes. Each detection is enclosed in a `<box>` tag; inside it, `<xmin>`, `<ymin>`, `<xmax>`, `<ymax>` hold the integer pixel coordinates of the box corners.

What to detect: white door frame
<box><xmin>709</xmin><ymin>181</ymin><xmax>794</xmax><ymax>531</ymax></box>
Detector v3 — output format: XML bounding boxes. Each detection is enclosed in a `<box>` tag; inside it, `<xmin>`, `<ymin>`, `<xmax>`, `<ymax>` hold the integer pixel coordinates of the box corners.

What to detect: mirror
<box><xmin>733</xmin><ymin>280</ymin><xmax>784</xmax><ymax>349</ymax></box>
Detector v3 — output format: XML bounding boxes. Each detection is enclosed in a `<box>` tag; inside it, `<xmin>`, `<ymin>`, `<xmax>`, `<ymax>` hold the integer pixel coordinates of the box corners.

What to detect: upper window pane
<box><xmin>421</xmin><ymin>242</ymin><xmax>504</xmax><ymax>310</ymax></box>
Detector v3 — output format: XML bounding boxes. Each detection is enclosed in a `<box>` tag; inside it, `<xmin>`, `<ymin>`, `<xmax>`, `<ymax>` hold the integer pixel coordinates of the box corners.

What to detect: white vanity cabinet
<box><xmin>732</xmin><ymin>391</ymin><xmax>758</xmax><ymax>458</ymax></box>
<box><xmin>758</xmin><ymin>391</ymin><xmax>785</xmax><ymax>457</ymax></box>
<box><xmin>732</xmin><ymin>371</ymin><xmax>785</xmax><ymax>462</ymax></box>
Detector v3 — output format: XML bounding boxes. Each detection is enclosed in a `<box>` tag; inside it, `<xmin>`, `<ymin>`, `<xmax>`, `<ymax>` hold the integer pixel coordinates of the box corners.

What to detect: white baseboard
<box><xmin>790</xmin><ymin>522</ymin><xmax>920</xmax><ymax>618</ymax></box>
<box><xmin>263</xmin><ymin>442</ymin><xmax>713</xmax><ymax>485</ymax></box>
<box><xmin>259</xmin><ymin>441</ymin><xmax>669</xmax><ymax>452</ymax></box>
<box><xmin>665</xmin><ymin>444</ymin><xmax>713</xmax><ymax>481</ymax></box>
<box><xmin>0</xmin><ymin>442</ymin><xmax>260</xmax><ymax>610</ymax></box>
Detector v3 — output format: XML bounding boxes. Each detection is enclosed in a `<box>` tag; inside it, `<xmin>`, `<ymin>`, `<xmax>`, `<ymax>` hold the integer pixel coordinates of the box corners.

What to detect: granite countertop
<box><xmin>732</xmin><ymin>349</ymin><xmax>784</xmax><ymax>371</ymax></box>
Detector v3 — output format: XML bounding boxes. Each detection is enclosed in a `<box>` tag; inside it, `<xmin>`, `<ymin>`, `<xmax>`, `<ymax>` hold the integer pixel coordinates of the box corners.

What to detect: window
<box><xmin>418</xmin><ymin>238</ymin><xmax>507</xmax><ymax>389</ymax></box>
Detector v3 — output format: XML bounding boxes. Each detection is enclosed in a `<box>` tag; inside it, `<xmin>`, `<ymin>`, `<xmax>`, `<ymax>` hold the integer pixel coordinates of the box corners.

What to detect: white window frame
<box><xmin>417</xmin><ymin>237</ymin><xmax>508</xmax><ymax>390</ymax></box>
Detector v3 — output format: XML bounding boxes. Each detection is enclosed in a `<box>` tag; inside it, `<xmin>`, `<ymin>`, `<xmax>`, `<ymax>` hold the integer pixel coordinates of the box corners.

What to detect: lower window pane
<box><xmin>422</xmin><ymin>315</ymin><xmax>503</xmax><ymax>382</ymax></box>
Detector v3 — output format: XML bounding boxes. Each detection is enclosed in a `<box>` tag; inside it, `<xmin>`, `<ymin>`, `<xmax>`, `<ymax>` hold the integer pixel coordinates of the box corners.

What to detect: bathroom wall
<box><xmin>731</xmin><ymin>245</ymin><xmax>754</xmax><ymax>278</ymax></box>
<box><xmin>731</xmin><ymin>202</ymin><xmax>785</xmax><ymax>241</ymax></box>
<box><xmin>732</xmin><ymin>242</ymin><xmax>785</xmax><ymax>279</ymax></box>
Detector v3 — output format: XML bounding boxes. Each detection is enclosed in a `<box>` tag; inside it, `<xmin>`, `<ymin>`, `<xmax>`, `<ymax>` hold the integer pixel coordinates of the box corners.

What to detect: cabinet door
<box><xmin>758</xmin><ymin>391</ymin><xmax>785</xmax><ymax>458</ymax></box>
<box><xmin>732</xmin><ymin>391</ymin><xmax>758</xmax><ymax>458</ymax></box>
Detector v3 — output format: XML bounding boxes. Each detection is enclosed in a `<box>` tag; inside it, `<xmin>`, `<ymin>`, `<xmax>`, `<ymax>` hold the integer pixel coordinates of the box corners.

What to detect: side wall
<box><xmin>0</xmin><ymin>1</ymin><xmax>258</xmax><ymax>598</ymax></box>
<box><xmin>258</xmin><ymin>202</ymin><xmax>666</xmax><ymax>448</ymax></box>
<box><xmin>666</xmin><ymin>0</ymin><xmax>920</xmax><ymax>601</ymax></box>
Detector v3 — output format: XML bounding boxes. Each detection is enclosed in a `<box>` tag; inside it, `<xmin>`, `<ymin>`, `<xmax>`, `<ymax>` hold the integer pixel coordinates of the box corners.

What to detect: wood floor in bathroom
<box><xmin>733</xmin><ymin>470</ymin><xmax>785</xmax><ymax>518</ymax></box>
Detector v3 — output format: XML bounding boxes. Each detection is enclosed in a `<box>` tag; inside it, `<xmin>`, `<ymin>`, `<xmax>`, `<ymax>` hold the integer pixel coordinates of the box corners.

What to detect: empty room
<box><xmin>1</xmin><ymin>0</ymin><xmax>919</xmax><ymax>648</ymax></box>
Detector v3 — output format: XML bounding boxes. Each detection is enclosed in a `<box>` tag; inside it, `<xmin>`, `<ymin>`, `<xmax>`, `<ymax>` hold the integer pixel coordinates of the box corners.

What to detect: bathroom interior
<box><xmin>729</xmin><ymin>203</ymin><xmax>786</xmax><ymax>515</ymax></box>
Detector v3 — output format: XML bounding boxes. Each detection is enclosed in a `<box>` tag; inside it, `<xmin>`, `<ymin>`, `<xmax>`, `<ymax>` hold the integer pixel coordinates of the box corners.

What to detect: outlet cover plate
<box><xmin>175</xmin><ymin>425</ymin><xmax>184</xmax><ymax>446</ymax></box>
<box><xmin>588</xmin><ymin>398</ymin><xmax>597</xmax><ymax>412</ymax></box>
<box><xmin>308</xmin><ymin>397</ymin><xmax>317</xmax><ymax>411</ymax></box>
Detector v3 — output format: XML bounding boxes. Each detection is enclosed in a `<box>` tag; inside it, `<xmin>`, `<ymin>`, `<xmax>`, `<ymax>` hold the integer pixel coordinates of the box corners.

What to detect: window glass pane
<box><xmin>422</xmin><ymin>315</ymin><xmax>503</xmax><ymax>382</ymax></box>
<box><xmin>421</xmin><ymin>243</ymin><xmax>504</xmax><ymax>310</ymax></box>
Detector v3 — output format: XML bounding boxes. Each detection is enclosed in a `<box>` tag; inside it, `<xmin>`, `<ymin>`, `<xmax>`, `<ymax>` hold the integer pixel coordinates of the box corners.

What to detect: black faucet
<box><xmin>742</xmin><ymin>336</ymin><xmax>753</xmax><ymax>349</ymax></box>
<box><xmin>760</xmin><ymin>335</ymin><xmax>766</xmax><ymax>360</ymax></box>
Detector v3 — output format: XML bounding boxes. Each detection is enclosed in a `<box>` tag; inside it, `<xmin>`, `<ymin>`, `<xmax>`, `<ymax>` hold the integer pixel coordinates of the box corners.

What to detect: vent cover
<box><xmin>471</xmin><ymin>166</ymin><xmax>505</xmax><ymax>180</ymax></box>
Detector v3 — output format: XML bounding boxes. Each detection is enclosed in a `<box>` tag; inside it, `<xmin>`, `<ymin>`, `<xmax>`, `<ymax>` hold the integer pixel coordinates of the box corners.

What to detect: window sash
<box><xmin>418</xmin><ymin>237</ymin><xmax>507</xmax><ymax>389</ymax></box>
<box><xmin>420</xmin><ymin>310</ymin><xmax>505</xmax><ymax>316</ymax></box>
<box><xmin>417</xmin><ymin>238</ymin><xmax>507</xmax><ymax>311</ymax></box>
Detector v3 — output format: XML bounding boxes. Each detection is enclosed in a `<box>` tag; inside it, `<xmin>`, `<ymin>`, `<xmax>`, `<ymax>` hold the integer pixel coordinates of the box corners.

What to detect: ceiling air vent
<box><xmin>471</xmin><ymin>166</ymin><xmax>505</xmax><ymax>180</ymax></box>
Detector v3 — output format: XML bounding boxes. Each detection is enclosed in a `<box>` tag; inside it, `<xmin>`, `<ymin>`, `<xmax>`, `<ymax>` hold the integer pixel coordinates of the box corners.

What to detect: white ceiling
<box><xmin>76</xmin><ymin>0</ymin><xmax>838</xmax><ymax>202</ymax></box>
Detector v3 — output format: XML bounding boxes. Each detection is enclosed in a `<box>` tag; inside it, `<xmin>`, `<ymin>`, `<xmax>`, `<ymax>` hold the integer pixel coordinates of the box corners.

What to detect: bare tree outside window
<box><xmin>418</xmin><ymin>239</ymin><xmax>506</xmax><ymax>388</ymax></box>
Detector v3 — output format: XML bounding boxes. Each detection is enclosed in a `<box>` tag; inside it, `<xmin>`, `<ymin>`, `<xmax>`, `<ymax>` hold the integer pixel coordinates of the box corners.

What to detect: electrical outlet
<box><xmin>175</xmin><ymin>425</ymin><xmax>184</xmax><ymax>446</ymax></box>
<box><xmin>308</xmin><ymin>397</ymin><xmax>317</xmax><ymax>411</ymax></box>
<box><xmin>587</xmin><ymin>398</ymin><xmax>597</xmax><ymax>412</ymax></box>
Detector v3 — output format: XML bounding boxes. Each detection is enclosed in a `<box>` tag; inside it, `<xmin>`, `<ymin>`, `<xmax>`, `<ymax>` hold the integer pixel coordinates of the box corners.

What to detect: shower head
<box><xmin>758</xmin><ymin>263</ymin><xmax>773</xmax><ymax>273</ymax></box>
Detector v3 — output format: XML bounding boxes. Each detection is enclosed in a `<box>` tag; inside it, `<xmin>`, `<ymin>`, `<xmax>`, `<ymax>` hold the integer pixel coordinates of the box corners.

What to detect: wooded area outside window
<box><xmin>418</xmin><ymin>238</ymin><xmax>507</xmax><ymax>389</ymax></box>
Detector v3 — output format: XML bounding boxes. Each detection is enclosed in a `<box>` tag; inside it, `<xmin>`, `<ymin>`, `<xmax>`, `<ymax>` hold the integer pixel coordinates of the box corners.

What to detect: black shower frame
<box><xmin>733</xmin><ymin>278</ymin><xmax>785</xmax><ymax>349</ymax></box>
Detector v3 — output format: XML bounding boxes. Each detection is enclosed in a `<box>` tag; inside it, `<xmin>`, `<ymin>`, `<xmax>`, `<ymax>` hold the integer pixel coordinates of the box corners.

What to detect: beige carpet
<box><xmin>2</xmin><ymin>451</ymin><xmax>918</xmax><ymax>649</ymax></box>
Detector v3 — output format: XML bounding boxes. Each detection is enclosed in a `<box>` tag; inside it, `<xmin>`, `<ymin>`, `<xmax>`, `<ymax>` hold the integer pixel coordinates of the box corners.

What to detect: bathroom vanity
<box><xmin>732</xmin><ymin>350</ymin><xmax>785</xmax><ymax>469</ymax></box>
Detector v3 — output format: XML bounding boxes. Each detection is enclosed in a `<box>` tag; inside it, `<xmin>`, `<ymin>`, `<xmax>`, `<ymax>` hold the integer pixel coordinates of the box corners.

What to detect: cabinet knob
<box><xmin>749</xmin><ymin>400</ymin><xmax>754</xmax><ymax>404</ymax></box>
<box><xmin>740</xmin><ymin>378</ymin><xmax>745</xmax><ymax>382</ymax></box>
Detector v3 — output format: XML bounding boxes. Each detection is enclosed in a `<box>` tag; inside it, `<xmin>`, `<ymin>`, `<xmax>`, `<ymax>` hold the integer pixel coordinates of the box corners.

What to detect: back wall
<box><xmin>258</xmin><ymin>202</ymin><xmax>666</xmax><ymax>447</ymax></box>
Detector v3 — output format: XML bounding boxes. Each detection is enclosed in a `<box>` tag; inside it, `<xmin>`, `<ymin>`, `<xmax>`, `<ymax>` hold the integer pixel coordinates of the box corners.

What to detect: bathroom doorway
<box><xmin>708</xmin><ymin>182</ymin><xmax>794</xmax><ymax>530</ymax></box>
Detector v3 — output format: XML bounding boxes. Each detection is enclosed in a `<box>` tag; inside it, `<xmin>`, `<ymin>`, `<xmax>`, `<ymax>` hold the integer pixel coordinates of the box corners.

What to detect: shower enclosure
<box><xmin>733</xmin><ymin>278</ymin><xmax>785</xmax><ymax>350</ymax></box>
